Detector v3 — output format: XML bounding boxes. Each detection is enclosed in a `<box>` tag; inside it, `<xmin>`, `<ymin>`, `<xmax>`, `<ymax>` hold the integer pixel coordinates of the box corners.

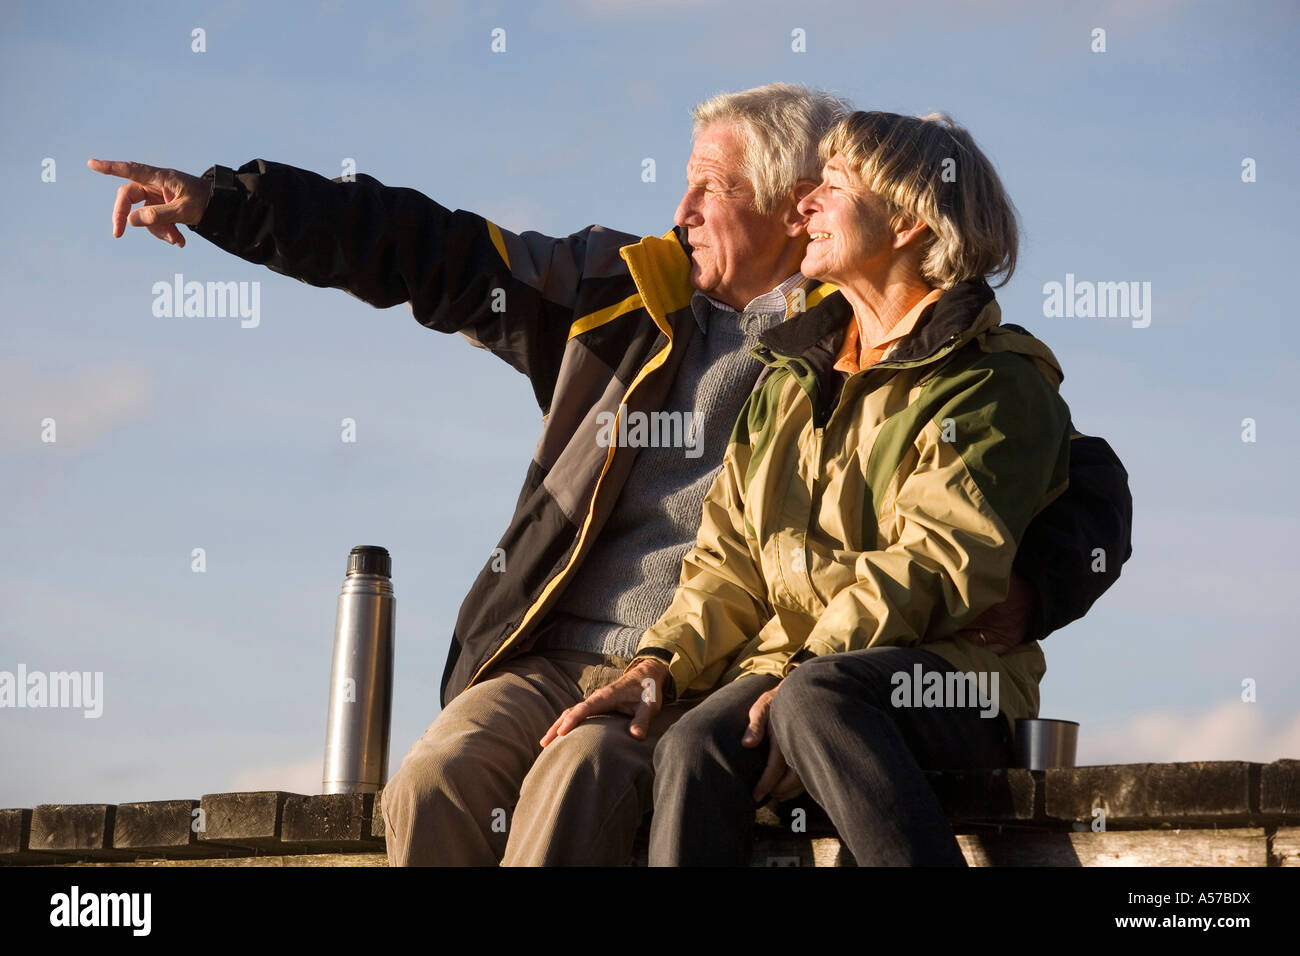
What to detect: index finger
<box><xmin>87</xmin><ymin>159</ymin><xmax>166</xmax><ymax>185</ymax></box>
<box><xmin>544</xmin><ymin>695</ymin><xmax>605</xmax><ymax>743</ymax></box>
<box><xmin>539</xmin><ymin>712</ymin><xmax>568</xmax><ymax>748</ymax></box>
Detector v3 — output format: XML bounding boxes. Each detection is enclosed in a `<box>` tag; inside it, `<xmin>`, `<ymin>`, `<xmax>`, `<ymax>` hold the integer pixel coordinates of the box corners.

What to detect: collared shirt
<box><xmin>833</xmin><ymin>286</ymin><xmax>945</xmax><ymax>374</ymax></box>
<box><xmin>691</xmin><ymin>272</ymin><xmax>808</xmax><ymax>334</ymax></box>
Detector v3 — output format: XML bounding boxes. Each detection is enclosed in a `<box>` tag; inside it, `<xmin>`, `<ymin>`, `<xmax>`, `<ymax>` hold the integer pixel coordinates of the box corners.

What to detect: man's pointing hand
<box><xmin>87</xmin><ymin>159</ymin><xmax>213</xmax><ymax>248</ymax></box>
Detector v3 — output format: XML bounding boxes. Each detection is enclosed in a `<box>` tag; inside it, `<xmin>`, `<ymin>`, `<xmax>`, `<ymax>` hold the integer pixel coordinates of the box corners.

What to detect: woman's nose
<box><xmin>796</xmin><ymin>188</ymin><xmax>820</xmax><ymax>217</ymax></box>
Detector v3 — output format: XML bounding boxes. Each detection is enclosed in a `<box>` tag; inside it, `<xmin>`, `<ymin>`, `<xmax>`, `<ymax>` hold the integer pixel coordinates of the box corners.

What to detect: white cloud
<box><xmin>230</xmin><ymin>755</ymin><xmax>324</xmax><ymax>796</ymax></box>
<box><xmin>0</xmin><ymin>359</ymin><xmax>151</xmax><ymax>451</ymax></box>
<box><xmin>1081</xmin><ymin>699</ymin><xmax>1300</xmax><ymax>765</ymax></box>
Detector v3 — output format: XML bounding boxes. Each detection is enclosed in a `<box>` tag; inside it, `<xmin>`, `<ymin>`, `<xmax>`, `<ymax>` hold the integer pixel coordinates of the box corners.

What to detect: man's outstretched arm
<box><xmin>88</xmin><ymin>157</ymin><xmax>637</xmax><ymax>413</ymax></box>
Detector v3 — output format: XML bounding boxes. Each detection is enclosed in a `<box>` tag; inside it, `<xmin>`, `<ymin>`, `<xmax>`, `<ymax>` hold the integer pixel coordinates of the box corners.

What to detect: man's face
<box><xmin>798</xmin><ymin>153</ymin><xmax>897</xmax><ymax>288</ymax></box>
<box><xmin>673</xmin><ymin>123</ymin><xmax>800</xmax><ymax>309</ymax></box>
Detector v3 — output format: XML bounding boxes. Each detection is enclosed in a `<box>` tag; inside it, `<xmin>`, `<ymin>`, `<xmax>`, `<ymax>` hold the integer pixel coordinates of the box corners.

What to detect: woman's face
<box><xmin>797</xmin><ymin>154</ymin><xmax>898</xmax><ymax>287</ymax></box>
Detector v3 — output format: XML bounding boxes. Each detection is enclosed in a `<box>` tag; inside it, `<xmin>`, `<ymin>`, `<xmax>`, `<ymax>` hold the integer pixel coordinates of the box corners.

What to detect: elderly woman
<box><xmin>549</xmin><ymin>111</ymin><xmax>1072</xmax><ymax>866</ymax></box>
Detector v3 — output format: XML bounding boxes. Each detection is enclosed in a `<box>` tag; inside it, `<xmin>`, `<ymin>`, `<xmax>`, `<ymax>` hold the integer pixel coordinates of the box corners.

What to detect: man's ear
<box><xmin>783</xmin><ymin>179</ymin><xmax>818</xmax><ymax>236</ymax></box>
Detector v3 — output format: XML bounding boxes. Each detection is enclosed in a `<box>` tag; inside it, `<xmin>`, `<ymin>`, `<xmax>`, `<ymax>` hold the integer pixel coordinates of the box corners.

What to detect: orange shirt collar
<box><xmin>834</xmin><ymin>287</ymin><xmax>944</xmax><ymax>375</ymax></box>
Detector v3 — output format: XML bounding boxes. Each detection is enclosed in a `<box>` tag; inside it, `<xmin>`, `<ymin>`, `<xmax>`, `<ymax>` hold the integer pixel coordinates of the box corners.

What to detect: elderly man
<box><xmin>90</xmin><ymin>83</ymin><xmax>1132</xmax><ymax>866</ymax></box>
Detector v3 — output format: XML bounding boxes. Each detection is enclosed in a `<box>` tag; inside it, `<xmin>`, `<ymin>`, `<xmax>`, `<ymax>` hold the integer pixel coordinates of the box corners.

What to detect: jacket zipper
<box><xmin>782</xmin><ymin>331</ymin><xmax>964</xmax><ymax>599</ymax></box>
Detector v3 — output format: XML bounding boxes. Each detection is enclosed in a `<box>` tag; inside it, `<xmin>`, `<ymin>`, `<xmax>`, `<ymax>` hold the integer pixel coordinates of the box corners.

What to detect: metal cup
<box><xmin>1014</xmin><ymin>718</ymin><xmax>1078</xmax><ymax>770</ymax></box>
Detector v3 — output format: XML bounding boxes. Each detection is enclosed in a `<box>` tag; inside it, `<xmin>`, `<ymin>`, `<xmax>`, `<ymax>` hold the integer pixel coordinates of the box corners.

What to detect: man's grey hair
<box><xmin>692</xmin><ymin>82</ymin><xmax>852</xmax><ymax>215</ymax></box>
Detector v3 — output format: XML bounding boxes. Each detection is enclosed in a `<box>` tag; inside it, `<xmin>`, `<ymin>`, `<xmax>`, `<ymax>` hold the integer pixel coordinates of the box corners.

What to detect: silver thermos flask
<box><xmin>322</xmin><ymin>545</ymin><xmax>395</xmax><ymax>794</ymax></box>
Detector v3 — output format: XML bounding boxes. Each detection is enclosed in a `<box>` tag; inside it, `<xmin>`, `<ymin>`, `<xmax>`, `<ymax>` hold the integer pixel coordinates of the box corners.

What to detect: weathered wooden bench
<box><xmin>4</xmin><ymin>760</ymin><xmax>1297</xmax><ymax>866</ymax></box>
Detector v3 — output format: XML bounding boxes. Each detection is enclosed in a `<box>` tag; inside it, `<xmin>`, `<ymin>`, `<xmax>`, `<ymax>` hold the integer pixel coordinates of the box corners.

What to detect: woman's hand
<box><xmin>957</xmin><ymin>570</ymin><xmax>1036</xmax><ymax>654</ymax></box>
<box><xmin>540</xmin><ymin>658</ymin><xmax>669</xmax><ymax>747</ymax></box>
<box><xmin>743</xmin><ymin>683</ymin><xmax>804</xmax><ymax>802</ymax></box>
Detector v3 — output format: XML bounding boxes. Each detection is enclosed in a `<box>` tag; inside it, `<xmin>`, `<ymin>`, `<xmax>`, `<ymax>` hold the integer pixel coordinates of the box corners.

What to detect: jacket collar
<box><xmin>618</xmin><ymin>228</ymin><xmax>696</xmax><ymax>338</ymax></box>
<box><xmin>757</xmin><ymin>278</ymin><xmax>999</xmax><ymax>369</ymax></box>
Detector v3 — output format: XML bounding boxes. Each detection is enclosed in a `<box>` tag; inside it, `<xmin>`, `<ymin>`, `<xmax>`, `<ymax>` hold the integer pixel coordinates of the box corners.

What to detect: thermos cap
<box><xmin>347</xmin><ymin>545</ymin><xmax>391</xmax><ymax>578</ymax></box>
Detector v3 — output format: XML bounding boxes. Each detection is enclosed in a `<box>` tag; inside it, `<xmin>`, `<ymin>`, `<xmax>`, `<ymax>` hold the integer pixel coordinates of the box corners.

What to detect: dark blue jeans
<box><xmin>649</xmin><ymin>647</ymin><xmax>1013</xmax><ymax>866</ymax></box>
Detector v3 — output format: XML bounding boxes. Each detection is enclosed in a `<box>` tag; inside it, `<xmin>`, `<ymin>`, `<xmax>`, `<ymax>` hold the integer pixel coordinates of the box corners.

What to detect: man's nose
<box><xmin>674</xmin><ymin>189</ymin><xmax>701</xmax><ymax>228</ymax></box>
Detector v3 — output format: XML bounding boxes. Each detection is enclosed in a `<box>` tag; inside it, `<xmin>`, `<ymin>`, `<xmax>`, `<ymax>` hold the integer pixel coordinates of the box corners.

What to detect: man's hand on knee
<box><xmin>539</xmin><ymin>659</ymin><xmax>668</xmax><ymax>747</ymax></box>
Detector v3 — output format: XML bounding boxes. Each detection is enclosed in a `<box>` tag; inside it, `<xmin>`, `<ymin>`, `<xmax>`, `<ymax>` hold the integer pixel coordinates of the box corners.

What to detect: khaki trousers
<box><xmin>380</xmin><ymin>650</ymin><xmax>691</xmax><ymax>866</ymax></box>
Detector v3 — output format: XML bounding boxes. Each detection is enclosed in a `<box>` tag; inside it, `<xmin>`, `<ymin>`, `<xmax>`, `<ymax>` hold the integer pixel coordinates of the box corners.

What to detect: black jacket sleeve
<box><xmin>1012</xmin><ymin>431</ymin><xmax>1134</xmax><ymax>641</ymax></box>
<box><xmin>186</xmin><ymin>159</ymin><xmax>635</xmax><ymax>414</ymax></box>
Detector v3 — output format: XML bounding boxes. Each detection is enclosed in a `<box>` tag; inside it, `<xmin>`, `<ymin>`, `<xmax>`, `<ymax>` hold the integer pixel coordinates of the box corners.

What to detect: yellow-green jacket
<box><xmin>633</xmin><ymin>279</ymin><xmax>1072</xmax><ymax>734</ymax></box>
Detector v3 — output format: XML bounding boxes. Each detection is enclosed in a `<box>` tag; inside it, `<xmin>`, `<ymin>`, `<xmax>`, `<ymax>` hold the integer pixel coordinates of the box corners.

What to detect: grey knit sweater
<box><xmin>536</xmin><ymin>276</ymin><xmax>806</xmax><ymax>660</ymax></box>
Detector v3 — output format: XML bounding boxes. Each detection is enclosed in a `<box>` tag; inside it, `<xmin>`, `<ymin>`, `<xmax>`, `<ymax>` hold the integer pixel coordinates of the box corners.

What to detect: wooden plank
<box><xmin>47</xmin><ymin>852</ymin><xmax>391</xmax><ymax>868</ymax></box>
<box><xmin>371</xmin><ymin>787</ymin><xmax>387</xmax><ymax>840</ymax></box>
<box><xmin>630</xmin><ymin>828</ymin><xmax>852</xmax><ymax>867</ymax></box>
<box><xmin>197</xmin><ymin>791</ymin><xmax>317</xmax><ymax>852</ymax></box>
<box><xmin>1044</xmin><ymin>762</ymin><xmax>1262</xmax><ymax>827</ymax></box>
<box><xmin>760</xmin><ymin>769</ymin><xmax>1039</xmax><ymax>833</ymax></box>
<box><xmin>811</xmin><ymin>838</ymin><xmax>853</xmax><ymax>867</ymax></box>
<box><xmin>958</xmin><ymin>828</ymin><xmax>1268</xmax><ymax>867</ymax></box>
<box><xmin>112</xmin><ymin>800</ymin><xmax>234</xmax><ymax>858</ymax></box>
<box><xmin>1260</xmin><ymin>760</ymin><xmax>1300</xmax><ymax>822</ymax></box>
<box><xmin>1269</xmin><ymin>826</ymin><xmax>1300</xmax><ymax>866</ymax></box>
<box><xmin>28</xmin><ymin>805</ymin><xmax>135</xmax><ymax>861</ymax></box>
<box><xmin>34</xmin><ymin>831</ymin><xmax>1279</xmax><ymax>868</ymax></box>
<box><xmin>281</xmin><ymin>793</ymin><xmax>382</xmax><ymax>850</ymax></box>
<box><xmin>0</xmin><ymin>808</ymin><xmax>75</xmax><ymax>865</ymax></box>
<box><xmin>927</xmin><ymin>768</ymin><xmax>1039</xmax><ymax>823</ymax></box>
<box><xmin>9</xmin><ymin>762</ymin><xmax>1293</xmax><ymax>867</ymax></box>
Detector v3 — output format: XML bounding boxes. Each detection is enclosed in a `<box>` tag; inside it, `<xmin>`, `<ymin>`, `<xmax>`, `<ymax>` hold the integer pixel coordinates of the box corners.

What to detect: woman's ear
<box><xmin>892</xmin><ymin>214</ymin><xmax>930</xmax><ymax>251</ymax></box>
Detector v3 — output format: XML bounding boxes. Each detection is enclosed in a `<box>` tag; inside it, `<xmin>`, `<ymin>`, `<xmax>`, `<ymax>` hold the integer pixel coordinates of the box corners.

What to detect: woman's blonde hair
<box><xmin>819</xmin><ymin>111</ymin><xmax>1019</xmax><ymax>288</ymax></box>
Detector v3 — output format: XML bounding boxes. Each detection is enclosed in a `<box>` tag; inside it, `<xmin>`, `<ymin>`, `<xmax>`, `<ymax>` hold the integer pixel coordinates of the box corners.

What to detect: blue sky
<box><xmin>1</xmin><ymin>0</ymin><xmax>1297</xmax><ymax>806</ymax></box>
